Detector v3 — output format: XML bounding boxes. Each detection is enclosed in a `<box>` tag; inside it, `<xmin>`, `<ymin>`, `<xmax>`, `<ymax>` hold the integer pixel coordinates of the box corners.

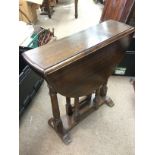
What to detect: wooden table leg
<box><xmin>75</xmin><ymin>0</ymin><xmax>78</xmax><ymax>18</ymax></box>
<box><xmin>45</xmin><ymin>0</ymin><xmax>51</xmax><ymax>18</ymax></box>
<box><xmin>100</xmin><ymin>84</ymin><xmax>114</xmax><ymax>107</ymax></box>
<box><xmin>93</xmin><ymin>88</ymin><xmax>100</xmax><ymax>109</ymax></box>
<box><xmin>48</xmin><ymin>87</ymin><xmax>71</xmax><ymax>144</ymax></box>
<box><xmin>74</xmin><ymin>97</ymin><xmax>80</xmax><ymax>122</ymax></box>
<box><xmin>66</xmin><ymin>97</ymin><xmax>73</xmax><ymax>116</ymax></box>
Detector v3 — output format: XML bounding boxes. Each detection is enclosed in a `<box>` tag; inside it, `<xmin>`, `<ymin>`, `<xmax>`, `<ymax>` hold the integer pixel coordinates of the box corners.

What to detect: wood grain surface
<box><xmin>22</xmin><ymin>20</ymin><xmax>134</xmax><ymax>75</ymax></box>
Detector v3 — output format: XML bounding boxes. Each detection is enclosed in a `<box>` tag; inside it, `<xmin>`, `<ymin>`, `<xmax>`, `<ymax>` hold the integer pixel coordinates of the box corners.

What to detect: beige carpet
<box><xmin>20</xmin><ymin>0</ymin><xmax>135</xmax><ymax>155</ymax></box>
<box><xmin>36</xmin><ymin>0</ymin><xmax>103</xmax><ymax>39</ymax></box>
<box><xmin>19</xmin><ymin>77</ymin><xmax>135</xmax><ymax>155</ymax></box>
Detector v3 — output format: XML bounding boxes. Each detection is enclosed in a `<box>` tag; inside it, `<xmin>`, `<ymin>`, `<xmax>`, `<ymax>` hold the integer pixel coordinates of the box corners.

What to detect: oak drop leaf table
<box><xmin>22</xmin><ymin>20</ymin><xmax>134</xmax><ymax>144</ymax></box>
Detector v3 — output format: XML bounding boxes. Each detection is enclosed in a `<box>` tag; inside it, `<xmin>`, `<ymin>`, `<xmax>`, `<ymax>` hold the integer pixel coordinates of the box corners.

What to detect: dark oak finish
<box><xmin>100</xmin><ymin>0</ymin><xmax>135</xmax><ymax>24</ymax></box>
<box><xmin>99</xmin><ymin>0</ymin><xmax>135</xmax><ymax>104</ymax></box>
<box><xmin>66</xmin><ymin>97</ymin><xmax>73</xmax><ymax>116</ymax></box>
<box><xmin>23</xmin><ymin>20</ymin><xmax>133</xmax><ymax>75</ymax></box>
<box><xmin>22</xmin><ymin>20</ymin><xmax>134</xmax><ymax>144</ymax></box>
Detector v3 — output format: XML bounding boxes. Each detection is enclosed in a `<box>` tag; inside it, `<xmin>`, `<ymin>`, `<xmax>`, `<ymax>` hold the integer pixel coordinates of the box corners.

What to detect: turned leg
<box><xmin>66</xmin><ymin>97</ymin><xmax>73</xmax><ymax>116</ymax></box>
<box><xmin>93</xmin><ymin>88</ymin><xmax>100</xmax><ymax>109</ymax></box>
<box><xmin>100</xmin><ymin>84</ymin><xmax>107</xmax><ymax>97</ymax></box>
<box><xmin>75</xmin><ymin>0</ymin><xmax>78</xmax><ymax>18</ymax></box>
<box><xmin>48</xmin><ymin>87</ymin><xmax>71</xmax><ymax>144</ymax></box>
<box><xmin>49</xmin><ymin>90</ymin><xmax>63</xmax><ymax>132</ymax></box>
<box><xmin>100</xmin><ymin>84</ymin><xmax>114</xmax><ymax>107</ymax></box>
<box><xmin>44</xmin><ymin>0</ymin><xmax>51</xmax><ymax>18</ymax></box>
<box><xmin>74</xmin><ymin>97</ymin><xmax>80</xmax><ymax>122</ymax></box>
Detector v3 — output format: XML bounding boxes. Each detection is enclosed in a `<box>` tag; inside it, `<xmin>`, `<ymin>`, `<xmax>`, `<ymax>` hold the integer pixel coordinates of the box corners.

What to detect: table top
<box><xmin>22</xmin><ymin>20</ymin><xmax>134</xmax><ymax>75</ymax></box>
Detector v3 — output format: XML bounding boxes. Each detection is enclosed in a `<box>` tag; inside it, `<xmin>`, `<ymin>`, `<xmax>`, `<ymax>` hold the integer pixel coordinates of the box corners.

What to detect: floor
<box><xmin>36</xmin><ymin>0</ymin><xmax>103</xmax><ymax>39</ymax></box>
<box><xmin>19</xmin><ymin>0</ymin><xmax>135</xmax><ymax>155</ymax></box>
